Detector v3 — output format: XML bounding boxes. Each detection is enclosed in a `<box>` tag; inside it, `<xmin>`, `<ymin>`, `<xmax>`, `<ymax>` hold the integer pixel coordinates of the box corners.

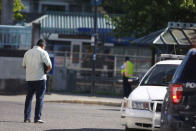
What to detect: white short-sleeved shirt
<box><xmin>22</xmin><ymin>46</ymin><xmax>52</xmax><ymax>81</ymax></box>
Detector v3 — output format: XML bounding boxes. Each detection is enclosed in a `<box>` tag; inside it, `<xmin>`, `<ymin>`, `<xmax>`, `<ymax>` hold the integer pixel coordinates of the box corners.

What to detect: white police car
<box><xmin>122</xmin><ymin>54</ymin><xmax>183</xmax><ymax>131</ymax></box>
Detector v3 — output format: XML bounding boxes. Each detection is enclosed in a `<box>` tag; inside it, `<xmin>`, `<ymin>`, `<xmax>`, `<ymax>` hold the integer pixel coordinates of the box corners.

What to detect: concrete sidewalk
<box><xmin>0</xmin><ymin>93</ymin><xmax>123</xmax><ymax>107</ymax></box>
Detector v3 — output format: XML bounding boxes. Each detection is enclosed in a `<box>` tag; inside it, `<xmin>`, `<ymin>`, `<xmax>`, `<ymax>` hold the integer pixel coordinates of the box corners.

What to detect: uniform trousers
<box><xmin>123</xmin><ymin>76</ymin><xmax>132</xmax><ymax>98</ymax></box>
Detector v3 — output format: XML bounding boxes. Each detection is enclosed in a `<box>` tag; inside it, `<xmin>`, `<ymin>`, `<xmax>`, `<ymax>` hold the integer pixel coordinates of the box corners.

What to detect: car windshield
<box><xmin>141</xmin><ymin>64</ymin><xmax>179</xmax><ymax>86</ymax></box>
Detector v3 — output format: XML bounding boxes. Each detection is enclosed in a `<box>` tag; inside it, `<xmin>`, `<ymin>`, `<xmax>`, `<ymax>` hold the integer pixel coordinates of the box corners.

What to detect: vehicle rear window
<box><xmin>179</xmin><ymin>54</ymin><xmax>196</xmax><ymax>83</ymax></box>
<box><xmin>141</xmin><ymin>64</ymin><xmax>178</xmax><ymax>86</ymax></box>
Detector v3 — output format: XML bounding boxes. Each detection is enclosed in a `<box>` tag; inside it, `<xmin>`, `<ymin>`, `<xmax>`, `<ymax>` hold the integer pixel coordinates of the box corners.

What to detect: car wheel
<box><xmin>125</xmin><ymin>126</ymin><xmax>130</xmax><ymax>131</ymax></box>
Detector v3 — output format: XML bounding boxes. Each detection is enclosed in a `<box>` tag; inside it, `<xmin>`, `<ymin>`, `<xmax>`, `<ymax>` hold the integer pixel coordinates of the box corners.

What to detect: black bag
<box><xmin>43</xmin><ymin>63</ymin><xmax>47</xmax><ymax>74</ymax></box>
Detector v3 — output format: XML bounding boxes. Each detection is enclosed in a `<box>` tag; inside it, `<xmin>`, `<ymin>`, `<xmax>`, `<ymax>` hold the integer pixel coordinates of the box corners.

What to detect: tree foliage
<box><xmin>0</xmin><ymin>0</ymin><xmax>25</xmax><ymax>21</ymax></box>
<box><xmin>13</xmin><ymin>0</ymin><xmax>26</xmax><ymax>21</ymax></box>
<box><xmin>103</xmin><ymin>0</ymin><xmax>196</xmax><ymax>37</ymax></box>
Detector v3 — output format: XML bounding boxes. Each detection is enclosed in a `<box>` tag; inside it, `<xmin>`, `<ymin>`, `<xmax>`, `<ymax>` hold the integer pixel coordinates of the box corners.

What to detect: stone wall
<box><xmin>0</xmin><ymin>57</ymin><xmax>26</xmax><ymax>93</ymax></box>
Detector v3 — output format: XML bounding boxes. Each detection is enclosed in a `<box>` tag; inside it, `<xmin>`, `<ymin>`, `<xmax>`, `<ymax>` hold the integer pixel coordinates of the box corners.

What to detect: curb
<box><xmin>45</xmin><ymin>100</ymin><xmax>121</xmax><ymax>107</ymax></box>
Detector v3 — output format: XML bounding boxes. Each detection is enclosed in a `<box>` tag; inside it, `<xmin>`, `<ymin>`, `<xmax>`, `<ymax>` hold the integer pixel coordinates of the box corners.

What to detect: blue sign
<box><xmin>91</xmin><ymin>0</ymin><xmax>102</xmax><ymax>6</ymax></box>
<box><xmin>48</xmin><ymin>53</ymin><xmax>55</xmax><ymax>75</ymax></box>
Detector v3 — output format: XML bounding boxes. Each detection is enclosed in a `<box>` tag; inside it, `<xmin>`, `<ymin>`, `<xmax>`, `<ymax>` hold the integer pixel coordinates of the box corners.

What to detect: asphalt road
<box><xmin>0</xmin><ymin>101</ymin><xmax>126</xmax><ymax>131</ymax></box>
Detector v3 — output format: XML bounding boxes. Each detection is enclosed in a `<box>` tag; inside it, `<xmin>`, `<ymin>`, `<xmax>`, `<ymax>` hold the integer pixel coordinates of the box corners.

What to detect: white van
<box><xmin>122</xmin><ymin>57</ymin><xmax>182</xmax><ymax>131</ymax></box>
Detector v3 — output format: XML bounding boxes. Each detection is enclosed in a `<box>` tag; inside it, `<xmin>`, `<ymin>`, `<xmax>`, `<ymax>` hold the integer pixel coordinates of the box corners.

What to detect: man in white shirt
<box><xmin>22</xmin><ymin>39</ymin><xmax>52</xmax><ymax>123</ymax></box>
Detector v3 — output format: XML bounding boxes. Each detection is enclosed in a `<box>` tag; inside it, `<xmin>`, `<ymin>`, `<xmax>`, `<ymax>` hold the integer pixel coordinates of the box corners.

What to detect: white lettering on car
<box><xmin>185</xmin><ymin>82</ymin><xmax>196</xmax><ymax>88</ymax></box>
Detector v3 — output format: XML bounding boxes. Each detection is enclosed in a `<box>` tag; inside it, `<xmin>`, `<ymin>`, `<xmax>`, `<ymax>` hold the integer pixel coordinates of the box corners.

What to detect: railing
<box><xmin>0</xmin><ymin>25</ymin><xmax>32</xmax><ymax>49</ymax></box>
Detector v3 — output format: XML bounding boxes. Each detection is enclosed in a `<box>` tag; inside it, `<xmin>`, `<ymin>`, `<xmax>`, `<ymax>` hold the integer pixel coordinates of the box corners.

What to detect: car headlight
<box><xmin>132</xmin><ymin>101</ymin><xmax>150</xmax><ymax>110</ymax></box>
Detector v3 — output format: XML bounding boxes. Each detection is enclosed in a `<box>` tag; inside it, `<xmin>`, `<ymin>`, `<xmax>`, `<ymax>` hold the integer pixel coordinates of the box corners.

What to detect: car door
<box><xmin>177</xmin><ymin>53</ymin><xmax>196</xmax><ymax>122</ymax></box>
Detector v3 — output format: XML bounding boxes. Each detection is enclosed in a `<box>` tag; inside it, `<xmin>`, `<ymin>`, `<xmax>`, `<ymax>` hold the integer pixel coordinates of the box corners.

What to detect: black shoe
<box><xmin>34</xmin><ymin>119</ymin><xmax>45</xmax><ymax>123</ymax></box>
<box><xmin>24</xmin><ymin>119</ymin><xmax>31</xmax><ymax>123</ymax></box>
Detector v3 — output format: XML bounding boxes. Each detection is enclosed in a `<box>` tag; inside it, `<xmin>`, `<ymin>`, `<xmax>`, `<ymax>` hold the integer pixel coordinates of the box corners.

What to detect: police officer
<box><xmin>121</xmin><ymin>57</ymin><xmax>134</xmax><ymax>98</ymax></box>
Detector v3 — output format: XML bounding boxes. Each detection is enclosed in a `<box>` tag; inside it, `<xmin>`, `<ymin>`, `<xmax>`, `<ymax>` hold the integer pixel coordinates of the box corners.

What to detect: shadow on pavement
<box><xmin>98</xmin><ymin>109</ymin><xmax>120</xmax><ymax>112</ymax></box>
<box><xmin>45</xmin><ymin>129</ymin><xmax>124</xmax><ymax>131</ymax></box>
<box><xmin>50</xmin><ymin>92</ymin><xmax>121</xmax><ymax>99</ymax></box>
<box><xmin>0</xmin><ymin>120</ymin><xmax>24</xmax><ymax>123</ymax></box>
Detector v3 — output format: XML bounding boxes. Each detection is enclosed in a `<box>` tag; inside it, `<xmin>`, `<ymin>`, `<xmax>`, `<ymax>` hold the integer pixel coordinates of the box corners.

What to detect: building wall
<box><xmin>21</xmin><ymin>0</ymin><xmax>30</xmax><ymax>12</ymax></box>
<box><xmin>22</xmin><ymin>0</ymin><xmax>92</xmax><ymax>13</ymax></box>
<box><xmin>0</xmin><ymin>57</ymin><xmax>25</xmax><ymax>79</ymax></box>
<box><xmin>0</xmin><ymin>57</ymin><xmax>26</xmax><ymax>93</ymax></box>
<box><xmin>1</xmin><ymin>0</ymin><xmax>14</xmax><ymax>25</ymax></box>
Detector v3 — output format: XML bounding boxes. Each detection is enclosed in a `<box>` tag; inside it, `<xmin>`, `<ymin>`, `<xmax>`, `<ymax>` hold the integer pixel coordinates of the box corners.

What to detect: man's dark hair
<box><xmin>125</xmin><ymin>56</ymin><xmax>129</xmax><ymax>61</ymax></box>
<box><xmin>37</xmin><ymin>39</ymin><xmax>46</xmax><ymax>47</ymax></box>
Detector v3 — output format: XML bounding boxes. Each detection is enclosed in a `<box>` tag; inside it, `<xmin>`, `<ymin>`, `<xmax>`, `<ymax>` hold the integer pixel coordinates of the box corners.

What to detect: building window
<box><xmin>69</xmin><ymin>4</ymin><xmax>82</xmax><ymax>12</ymax></box>
<box><xmin>42</xmin><ymin>4</ymin><xmax>66</xmax><ymax>12</ymax></box>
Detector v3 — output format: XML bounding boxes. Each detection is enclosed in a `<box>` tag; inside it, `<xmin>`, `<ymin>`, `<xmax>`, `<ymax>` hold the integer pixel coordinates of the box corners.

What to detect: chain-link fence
<box><xmin>49</xmin><ymin>51</ymin><xmax>152</xmax><ymax>96</ymax></box>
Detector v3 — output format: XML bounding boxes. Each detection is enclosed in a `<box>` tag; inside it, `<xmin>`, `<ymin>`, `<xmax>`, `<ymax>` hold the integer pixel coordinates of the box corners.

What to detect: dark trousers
<box><xmin>123</xmin><ymin>76</ymin><xmax>132</xmax><ymax>98</ymax></box>
<box><xmin>24</xmin><ymin>80</ymin><xmax>46</xmax><ymax>121</ymax></box>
